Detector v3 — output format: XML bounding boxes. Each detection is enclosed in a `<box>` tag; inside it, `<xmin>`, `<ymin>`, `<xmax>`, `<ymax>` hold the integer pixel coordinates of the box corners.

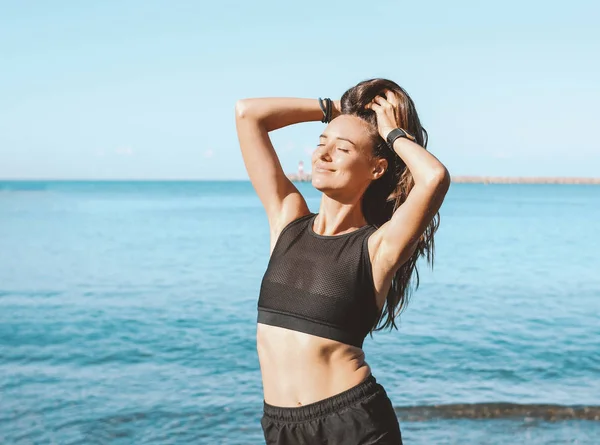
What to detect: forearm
<box><xmin>391</xmin><ymin>138</ymin><xmax>449</xmax><ymax>186</ymax></box>
<box><xmin>235</xmin><ymin>98</ymin><xmax>338</xmax><ymax>132</ymax></box>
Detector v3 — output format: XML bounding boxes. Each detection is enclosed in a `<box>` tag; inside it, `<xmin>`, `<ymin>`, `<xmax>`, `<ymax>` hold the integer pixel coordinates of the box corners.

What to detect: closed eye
<box><xmin>316</xmin><ymin>144</ymin><xmax>349</xmax><ymax>153</ymax></box>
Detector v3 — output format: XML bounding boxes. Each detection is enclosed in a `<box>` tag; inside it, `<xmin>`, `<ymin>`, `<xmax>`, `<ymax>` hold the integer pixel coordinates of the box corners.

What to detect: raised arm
<box><xmin>366</xmin><ymin>91</ymin><xmax>451</xmax><ymax>273</ymax></box>
<box><xmin>235</xmin><ymin>98</ymin><xmax>339</xmax><ymax>249</ymax></box>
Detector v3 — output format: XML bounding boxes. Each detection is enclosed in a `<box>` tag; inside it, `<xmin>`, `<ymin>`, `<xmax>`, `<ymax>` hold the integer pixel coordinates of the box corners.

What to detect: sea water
<box><xmin>1</xmin><ymin>180</ymin><xmax>599</xmax><ymax>444</ymax></box>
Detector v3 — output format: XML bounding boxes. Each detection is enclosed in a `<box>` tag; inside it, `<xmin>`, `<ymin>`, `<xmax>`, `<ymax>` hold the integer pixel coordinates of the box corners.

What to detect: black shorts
<box><xmin>261</xmin><ymin>374</ymin><xmax>402</xmax><ymax>445</ymax></box>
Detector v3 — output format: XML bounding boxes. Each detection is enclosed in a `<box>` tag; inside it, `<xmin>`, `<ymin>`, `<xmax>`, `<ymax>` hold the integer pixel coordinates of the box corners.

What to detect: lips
<box><xmin>315</xmin><ymin>164</ymin><xmax>334</xmax><ymax>172</ymax></box>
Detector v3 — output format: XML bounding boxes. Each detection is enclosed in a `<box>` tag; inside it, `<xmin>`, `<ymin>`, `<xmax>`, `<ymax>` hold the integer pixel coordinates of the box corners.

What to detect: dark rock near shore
<box><xmin>394</xmin><ymin>403</ymin><xmax>600</xmax><ymax>421</ymax></box>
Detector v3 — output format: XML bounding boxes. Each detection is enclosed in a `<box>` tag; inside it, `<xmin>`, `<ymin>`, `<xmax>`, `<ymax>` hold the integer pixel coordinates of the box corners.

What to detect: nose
<box><xmin>316</xmin><ymin>143</ymin><xmax>333</xmax><ymax>160</ymax></box>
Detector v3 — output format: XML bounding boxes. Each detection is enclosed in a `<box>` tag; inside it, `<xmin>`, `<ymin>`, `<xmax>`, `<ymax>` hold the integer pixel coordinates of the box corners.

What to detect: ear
<box><xmin>372</xmin><ymin>158</ymin><xmax>388</xmax><ymax>180</ymax></box>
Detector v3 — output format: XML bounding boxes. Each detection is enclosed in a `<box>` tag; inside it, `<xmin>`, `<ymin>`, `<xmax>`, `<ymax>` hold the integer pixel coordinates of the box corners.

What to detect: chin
<box><xmin>312</xmin><ymin>177</ymin><xmax>342</xmax><ymax>195</ymax></box>
<box><xmin>311</xmin><ymin>176</ymin><xmax>330</xmax><ymax>192</ymax></box>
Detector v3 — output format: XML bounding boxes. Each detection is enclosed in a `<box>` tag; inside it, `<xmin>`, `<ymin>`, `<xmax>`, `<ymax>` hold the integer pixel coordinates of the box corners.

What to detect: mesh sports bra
<box><xmin>257</xmin><ymin>212</ymin><xmax>380</xmax><ymax>348</ymax></box>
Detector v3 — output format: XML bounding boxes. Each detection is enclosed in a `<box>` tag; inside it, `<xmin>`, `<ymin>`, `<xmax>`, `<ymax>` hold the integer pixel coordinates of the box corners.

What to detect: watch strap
<box><xmin>386</xmin><ymin>128</ymin><xmax>416</xmax><ymax>148</ymax></box>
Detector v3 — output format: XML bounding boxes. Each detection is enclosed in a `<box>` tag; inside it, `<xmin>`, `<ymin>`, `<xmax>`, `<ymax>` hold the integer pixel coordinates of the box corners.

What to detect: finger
<box><xmin>369</xmin><ymin>102</ymin><xmax>383</xmax><ymax>112</ymax></box>
<box><xmin>384</xmin><ymin>89</ymin><xmax>399</xmax><ymax>107</ymax></box>
<box><xmin>366</xmin><ymin>100</ymin><xmax>383</xmax><ymax>110</ymax></box>
<box><xmin>373</xmin><ymin>97</ymin><xmax>393</xmax><ymax>113</ymax></box>
<box><xmin>372</xmin><ymin>95</ymin><xmax>387</xmax><ymax>106</ymax></box>
<box><xmin>381</xmin><ymin>90</ymin><xmax>400</xmax><ymax>125</ymax></box>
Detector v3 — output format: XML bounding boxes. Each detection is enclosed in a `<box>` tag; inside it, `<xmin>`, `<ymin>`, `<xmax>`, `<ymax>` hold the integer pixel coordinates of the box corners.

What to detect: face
<box><xmin>311</xmin><ymin>115</ymin><xmax>387</xmax><ymax>197</ymax></box>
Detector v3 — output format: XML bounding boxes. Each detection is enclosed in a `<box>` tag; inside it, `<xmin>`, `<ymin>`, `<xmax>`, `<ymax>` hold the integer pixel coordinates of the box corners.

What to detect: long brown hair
<box><xmin>340</xmin><ymin>78</ymin><xmax>440</xmax><ymax>332</ymax></box>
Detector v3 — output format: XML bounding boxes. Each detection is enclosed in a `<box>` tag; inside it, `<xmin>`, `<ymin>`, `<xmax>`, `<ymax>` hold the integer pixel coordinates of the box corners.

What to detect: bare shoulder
<box><xmin>267</xmin><ymin>196</ymin><xmax>311</xmax><ymax>255</ymax></box>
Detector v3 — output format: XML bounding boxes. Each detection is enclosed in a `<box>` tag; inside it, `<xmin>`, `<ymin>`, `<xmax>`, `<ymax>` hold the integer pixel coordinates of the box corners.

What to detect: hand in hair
<box><xmin>365</xmin><ymin>90</ymin><xmax>401</xmax><ymax>141</ymax></box>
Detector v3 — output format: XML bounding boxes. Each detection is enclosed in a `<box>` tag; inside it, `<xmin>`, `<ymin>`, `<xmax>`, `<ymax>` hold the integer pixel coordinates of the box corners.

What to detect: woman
<box><xmin>235</xmin><ymin>78</ymin><xmax>450</xmax><ymax>444</ymax></box>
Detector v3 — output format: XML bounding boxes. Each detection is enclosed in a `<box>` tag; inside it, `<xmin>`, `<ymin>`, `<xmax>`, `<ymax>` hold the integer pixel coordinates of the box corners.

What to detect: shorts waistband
<box><xmin>262</xmin><ymin>374</ymin><xmax>382</xmax><ymax>422</ymax></box>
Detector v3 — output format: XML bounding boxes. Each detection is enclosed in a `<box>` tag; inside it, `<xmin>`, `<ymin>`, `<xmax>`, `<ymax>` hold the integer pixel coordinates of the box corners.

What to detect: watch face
<box><xmin>388</xmin><ymin>128</ymin><xmax>415</xmax><ymax>143</ymax></box>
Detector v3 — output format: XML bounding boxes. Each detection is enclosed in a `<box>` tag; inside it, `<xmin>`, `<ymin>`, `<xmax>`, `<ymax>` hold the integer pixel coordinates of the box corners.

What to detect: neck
<box><xmin>314</xmin><ymin>197</ymin><xmax>367</xmax><ymax>236</ymax></box>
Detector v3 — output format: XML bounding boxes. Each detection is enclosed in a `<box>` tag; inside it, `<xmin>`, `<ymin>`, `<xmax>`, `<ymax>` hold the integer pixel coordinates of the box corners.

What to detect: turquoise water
<box><xmin>1</xmin><ymin>180</ymin><xmax>599</xmax><ymax>444</ymax></box>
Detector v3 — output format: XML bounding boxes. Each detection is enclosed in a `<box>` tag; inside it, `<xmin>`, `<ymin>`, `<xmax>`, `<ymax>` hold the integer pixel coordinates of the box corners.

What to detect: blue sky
<box><xmin>1</xmin><ymin>0</ymin><xmax>598</xmax><ymax>180</ymax></box>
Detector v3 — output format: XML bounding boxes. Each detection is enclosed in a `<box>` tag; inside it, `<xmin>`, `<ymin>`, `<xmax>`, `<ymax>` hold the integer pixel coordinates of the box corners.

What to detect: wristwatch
<box><xmin>386</xmin><ymin>128</ymin><xmax>416</xmax><ymax>148</ymax></box>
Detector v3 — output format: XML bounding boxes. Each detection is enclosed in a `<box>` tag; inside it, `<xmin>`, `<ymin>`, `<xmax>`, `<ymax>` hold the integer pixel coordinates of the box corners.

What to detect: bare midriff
<box><xmin>256</xmin><ymin>323</ymin><xmax>372</xmax><ymax>407</ymax></box>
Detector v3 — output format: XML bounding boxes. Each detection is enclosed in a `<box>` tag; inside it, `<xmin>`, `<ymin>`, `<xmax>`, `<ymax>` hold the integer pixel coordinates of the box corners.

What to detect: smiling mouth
<box><xmin>315</xmin><ymin>165</ymin><xmax>334</xmax><ymax>172</ymax></box>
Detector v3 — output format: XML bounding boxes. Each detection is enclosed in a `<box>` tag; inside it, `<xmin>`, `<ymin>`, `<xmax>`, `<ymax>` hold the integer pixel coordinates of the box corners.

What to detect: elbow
<box><xmin>235</xmin><ymin>98</ymin><xmax>260</xmax><ymax>121</ymax></box>
<box><xmin>424</xmin><ymin>166</ymin><xmax>451</xmax><ymax>191</ymax></box>
<box><xmin>235</xmin><ymin>99</ymin><xmax>250</xmax><ymax>120</ymax></box>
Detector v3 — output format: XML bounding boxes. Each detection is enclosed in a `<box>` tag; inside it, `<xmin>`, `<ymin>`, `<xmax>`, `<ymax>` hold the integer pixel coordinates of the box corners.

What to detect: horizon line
<box><xmin>1</xmin><ymin>175</ymin><xmax>600</xmax><ymax>184</ymax></box>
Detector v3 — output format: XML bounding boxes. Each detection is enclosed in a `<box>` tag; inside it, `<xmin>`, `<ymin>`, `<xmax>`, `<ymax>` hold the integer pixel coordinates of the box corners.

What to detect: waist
<box><xmin>262</xmin><ymin>374</ymin><xmax>381</xmax><ymax>422</ymax></box>
<box><xmin>257</xmin><ymin>323</ymin><xmax>371</xmax><ymax>407</ymax></box>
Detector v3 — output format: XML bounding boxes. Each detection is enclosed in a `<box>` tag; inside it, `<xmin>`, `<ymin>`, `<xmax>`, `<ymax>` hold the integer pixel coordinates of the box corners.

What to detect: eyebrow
<box><xmin>319</xmin><ymin>134</ymin><xmax>356</xmax><ymax>146</ymax></box>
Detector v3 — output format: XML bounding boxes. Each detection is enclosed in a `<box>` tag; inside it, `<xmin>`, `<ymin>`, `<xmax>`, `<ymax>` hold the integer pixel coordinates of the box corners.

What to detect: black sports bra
<box><xmin>257</xmin><ymin>213</ymin><xmax>379</xmax><ymax>348</ymax></box>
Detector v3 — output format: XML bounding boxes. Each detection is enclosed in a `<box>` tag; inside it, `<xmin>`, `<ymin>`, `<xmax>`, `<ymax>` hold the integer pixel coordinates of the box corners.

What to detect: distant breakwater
<box><xmin>287</xmin><ymin>174</ymin><xmax>600</xmax><ymax>184</ymax></box>
<box><xmin>394</xmin><ymin>403</ymin><xmax>600</xmax><ymax>421</ymax></box>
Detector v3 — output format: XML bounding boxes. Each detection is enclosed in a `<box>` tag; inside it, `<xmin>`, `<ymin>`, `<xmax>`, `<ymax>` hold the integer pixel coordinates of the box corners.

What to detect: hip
<box><xmin>261</xmin><ymin>374</ymin><xmax>402</xmax><ymax>445</ymax></box>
